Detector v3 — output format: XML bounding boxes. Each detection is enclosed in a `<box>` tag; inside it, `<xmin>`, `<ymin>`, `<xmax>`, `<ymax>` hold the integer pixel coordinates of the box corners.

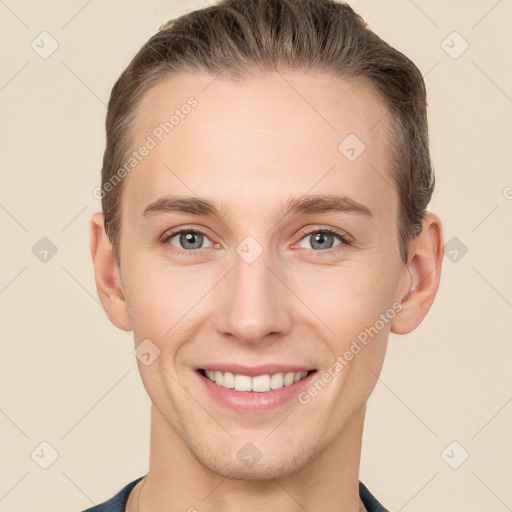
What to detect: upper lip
<box><xmin>197</xmin><ymin>364</ymin><xmax>316</xmax><ymax>377</ymax></box>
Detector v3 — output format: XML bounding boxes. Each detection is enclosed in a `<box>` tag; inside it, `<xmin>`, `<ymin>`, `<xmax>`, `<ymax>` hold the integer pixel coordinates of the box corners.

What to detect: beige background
<box><xmin>1</xmin><ymin>0</ymin><xmax>511</xmax><ymax>511</ymax></box>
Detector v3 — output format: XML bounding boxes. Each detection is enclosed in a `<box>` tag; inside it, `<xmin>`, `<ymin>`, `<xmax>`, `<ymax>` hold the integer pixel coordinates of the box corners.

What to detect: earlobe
<box><xmin>90</xmin><ymin>212</ymin><xmax>132</xmax><ymax>332</ymax></box>
<box><xmin>391</xmin><ymin>213</ymin><xmax>444</xmax><ymax>335</ymax></box>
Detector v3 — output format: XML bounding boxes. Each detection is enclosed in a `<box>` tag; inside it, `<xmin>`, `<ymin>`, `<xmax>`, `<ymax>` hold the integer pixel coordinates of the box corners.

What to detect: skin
<box><xmin>90</xmin><ymin>71</ymin><xmax>443</xmax><ymax>512</ymax></box>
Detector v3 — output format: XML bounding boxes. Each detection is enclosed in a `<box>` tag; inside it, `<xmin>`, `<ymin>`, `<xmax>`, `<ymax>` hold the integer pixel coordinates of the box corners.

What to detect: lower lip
<box><xmin>196</xmin><ymin>370</ymin><xmax>317</xmax><ymax>411</ymax></box>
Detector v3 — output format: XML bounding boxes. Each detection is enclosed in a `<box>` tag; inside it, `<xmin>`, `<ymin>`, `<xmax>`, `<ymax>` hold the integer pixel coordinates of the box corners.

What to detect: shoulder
<box><xmin>78</xmin><ymin>476</ymin><xmax>145</xmax><ymax>512</ymax></box>
<box><xmin>359</xmin><ymin>481</ymin><xmax>391</xmax><ymax>512</ymax></box>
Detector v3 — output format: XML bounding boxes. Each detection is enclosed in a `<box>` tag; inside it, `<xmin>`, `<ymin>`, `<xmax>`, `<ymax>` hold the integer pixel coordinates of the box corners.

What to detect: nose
<box><xmin>213</xmin><ymin>245</ymin><xmax>293</xmax><ymax>346</ymax></box>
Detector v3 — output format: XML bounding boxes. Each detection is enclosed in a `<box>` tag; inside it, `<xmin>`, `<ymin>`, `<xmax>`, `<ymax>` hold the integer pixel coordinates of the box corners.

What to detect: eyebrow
<box><xmin>141</xmin><ymin>194</ymin><xmax>373</xmax><ymax>219</ymax></box>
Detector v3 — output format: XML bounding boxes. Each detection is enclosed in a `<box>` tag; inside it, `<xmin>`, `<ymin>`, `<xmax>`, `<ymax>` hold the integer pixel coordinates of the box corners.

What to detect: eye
<box><xmin>160</xmin><ymin>226</ymin><xmax>351</xmax><ymax>257</ymax></box>
<box><xmin>296</xmin><ymin>227</ymin><xmax>350</xmax><ymax>252</ymax></box>
<box><xmin>163</xmin><ymin>229</ymin><xmax>213</xmax><ymax>252</ymax></box>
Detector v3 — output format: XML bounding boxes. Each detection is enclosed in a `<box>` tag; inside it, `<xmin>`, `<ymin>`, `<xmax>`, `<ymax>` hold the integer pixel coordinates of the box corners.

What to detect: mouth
<box><xmin>197</xmin><ymin>368</ymin><xmax>317</xmax><ymax>393</ymax></box>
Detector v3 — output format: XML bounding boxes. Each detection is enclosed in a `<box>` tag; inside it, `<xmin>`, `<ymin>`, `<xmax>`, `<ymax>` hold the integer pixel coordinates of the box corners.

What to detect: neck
<box><xmin>129</xmin><ymin>403</ymin><xmax>366</xmax><ymax>512</ymax></box>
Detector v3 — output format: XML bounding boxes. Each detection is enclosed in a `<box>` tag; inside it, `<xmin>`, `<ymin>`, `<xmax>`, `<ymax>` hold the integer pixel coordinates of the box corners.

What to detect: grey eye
<box><xmin>298</xmin><ymin>231</ymin><xmax>342</xmax><ymax>250</ymax></box>
<box><xmin>168</xmin><ymin>231</ymin><xmax>213</xmax><ymax>250</ymax></box>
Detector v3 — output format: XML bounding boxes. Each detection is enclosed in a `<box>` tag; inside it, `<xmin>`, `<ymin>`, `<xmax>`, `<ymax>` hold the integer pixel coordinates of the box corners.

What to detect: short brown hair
<box><xmin>100</xmin><ymin>0</ymin><xmax>434</xmax><ymax>265</ymax></box>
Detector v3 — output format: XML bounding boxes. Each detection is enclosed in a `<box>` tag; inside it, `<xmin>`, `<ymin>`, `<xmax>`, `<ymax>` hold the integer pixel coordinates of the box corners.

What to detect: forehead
<box><xmin>123</xmin><ymin>70</ymin><xmax>395</xmax><ymax>223</ymax></box>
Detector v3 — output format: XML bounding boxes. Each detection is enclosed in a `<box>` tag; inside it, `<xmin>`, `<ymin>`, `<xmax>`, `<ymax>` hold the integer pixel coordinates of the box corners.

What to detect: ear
<box><xmin>390</xmin><ymin>212</ymin><xmax>444</xmax><ymax>335</ymax></box>
<box><xmin>90</xmin><ymin>212</ymin><xmax>132</xmax><ymax>331</ymax></box>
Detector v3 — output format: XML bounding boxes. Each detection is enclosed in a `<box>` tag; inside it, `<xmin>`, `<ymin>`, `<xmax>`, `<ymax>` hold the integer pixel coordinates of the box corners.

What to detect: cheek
<box><xmin>123</xmin><ymin>244</ymin><xmax>402</xmax><ymax>348</ymax></box>
<box><xmin>122</xmin><ymin>259</ymin><xmax>203</xmax><ymax>334</ymax></box>
<box><xmin>122</xmin><ymin>261</ymin><xmax>220</xmax><ymax>376</ymax></box>
<box><xmin>291</xmin><ymin>262</ymin><xmax>400</xmax><ymax>332</ymax></box>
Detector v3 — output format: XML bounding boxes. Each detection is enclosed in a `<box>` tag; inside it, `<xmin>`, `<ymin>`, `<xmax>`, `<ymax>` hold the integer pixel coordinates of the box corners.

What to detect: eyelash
<box><xmin>160</xmin><ymin>226</ymin><xmax>352</xmax><ymax>258</ymax></box>
<box><xmin>295</xmin><ymin>226</ymin><xmax>352</xmax><ymax>257</ymax></box>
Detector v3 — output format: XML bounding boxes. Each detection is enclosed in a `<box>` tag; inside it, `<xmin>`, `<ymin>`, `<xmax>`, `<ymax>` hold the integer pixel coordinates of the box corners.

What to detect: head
<box><xmin>91</xmin><ymin>0</ymin><xmax>443</xmax><ymax>480</ymax></box>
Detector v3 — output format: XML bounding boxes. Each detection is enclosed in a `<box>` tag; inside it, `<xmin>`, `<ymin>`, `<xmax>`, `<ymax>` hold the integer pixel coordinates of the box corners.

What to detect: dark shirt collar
<box><xmin>81</xmin><ymin>476</ymin><xmax>391</xmax><ymax>512</ymax></box>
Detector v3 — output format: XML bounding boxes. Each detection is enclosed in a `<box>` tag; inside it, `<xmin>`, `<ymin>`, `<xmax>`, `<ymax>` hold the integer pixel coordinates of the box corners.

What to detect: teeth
<box><xmin>222</xmin><ymin>371</ymin><xmax>235</xmax><ymax>388</ymax></box>
<box><xmin>270</xmin><ymin>373</ymin><xmax>283</xmax><ymax>389</ymax></box>
<box><xmin>203</xmin><ymin>369</ymin><xmax>309</xmax><ymax>392</ymax></box>
<box><xmin>251</xmin><ymin>374</ymin><xmax>270</xmax><ymax>392</ymax></box>
<box><xmin>283</xmin><ymin>372</ymin><xmax>295</xmax><ymax>386</ymax></box>
<box><xmin>234</xmin><ymin>374</ymin><xmax>252</xmax><ymax>391</ymax></box>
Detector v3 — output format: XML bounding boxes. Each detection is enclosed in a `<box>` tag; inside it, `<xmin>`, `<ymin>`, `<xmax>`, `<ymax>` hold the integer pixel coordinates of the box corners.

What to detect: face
<box><xmin>111</xmin><ymin>71</ymin><xmax>411</xmax><ymax>479</ymax></box>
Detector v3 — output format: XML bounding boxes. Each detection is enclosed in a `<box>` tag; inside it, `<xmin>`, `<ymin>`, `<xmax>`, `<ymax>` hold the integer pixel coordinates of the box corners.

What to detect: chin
<box><xmin>204</xmin><ymin>454</ymin><xmax>304</xmax><ymax>481</ymax></box>
<box><xmin>187</xmin><ymin>437</ymin><xmax>314</xmax><ymax>481</ymax></box>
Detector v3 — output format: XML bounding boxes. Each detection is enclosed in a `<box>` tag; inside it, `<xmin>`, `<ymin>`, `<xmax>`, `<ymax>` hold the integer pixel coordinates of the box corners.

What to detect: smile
<box><xmin>199</xmin><ymin>369</ymin><xmax>314</xmax><ymax>392</ymax></box>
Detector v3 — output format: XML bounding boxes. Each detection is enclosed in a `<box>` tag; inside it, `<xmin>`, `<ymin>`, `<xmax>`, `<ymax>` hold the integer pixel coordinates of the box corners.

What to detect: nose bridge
<box><xmin>215</xmin><ymin>242</ymin><xmax>292</xmax><ymax>344</ymax></box>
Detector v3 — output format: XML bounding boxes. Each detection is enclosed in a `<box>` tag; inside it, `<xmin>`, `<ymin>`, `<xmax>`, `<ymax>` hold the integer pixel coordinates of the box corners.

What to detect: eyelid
<box><xmin>294</xmin><ymin>225</ymin><xmax>352</xmax><ymax>246</ymax></box>
<box><xmin>160</xmin><ymin>225</ymin><xmax>213</xmax><ymax>243</ymax></box>
<box><xmin>160</xmin><ymin>224</ymin><xmax>352</xmax><ymax>255</ymax></box>
<box><xmin>160</xmin><ymin>225</ymin><xmax>215</xmax><ymax>253</ymax></box>
<box><xmin>289</xmin><ymin>227</ymin><xmax>352</xmax><ymax>257</ymax></box>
